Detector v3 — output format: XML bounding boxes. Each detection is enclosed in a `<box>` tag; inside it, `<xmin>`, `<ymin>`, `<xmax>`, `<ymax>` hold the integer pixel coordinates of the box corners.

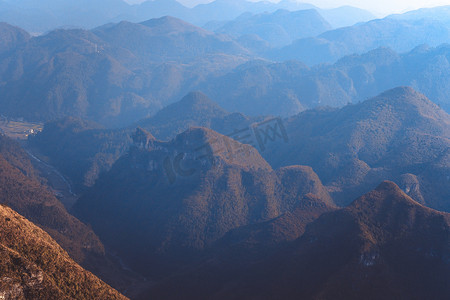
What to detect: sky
<box><xmin>126</xmin><ymin>0</ymin><xmax>450</xmax><ymax>16</ymax></box>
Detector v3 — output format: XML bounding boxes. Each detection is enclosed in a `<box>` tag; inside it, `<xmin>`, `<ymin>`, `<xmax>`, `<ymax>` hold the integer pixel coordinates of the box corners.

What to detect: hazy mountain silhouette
<box><xmin>0</xmin><ymin>0</ymin><xmax>130</xmax><ymax>33</ymax></box>
<box><xmin>0</xmin><ymin>2</ymin><xmax>448</xmax><ymax>298</ymax></box>
<box><xmin>388</xmin><ymin>5</ymin><xmax>450</xmax><ymax>26</ymax></box>
<box><xmin>201</xmin><ymin>45</ymin><xmax>450</xmax><ymax>116</ymax></box>
<box><xmin>318</xmin><ymin>5</ymin><xmax>375</xmax><ymax>28</ymax></box>
<box><xmin>277</xmin><ymin>18</ymin><xmax>450</xmax><ymax>65</ymax></box>
<box><xmin>212</xmin><ymin>9</ymin><xmax>331</xmax><ymax>48</ymax></box>
<box><xmin>93</xmin><ymin>16</ymin><xmax>250</xmax><ymax>64</ymax></box>
<box><xmin>0</xmin><ymin>204</ymin><xmax>127</xmax><ymax>299</ymax></box>
<box><xmin>145</xmin><ymin>181</ymin><xmax>450</xmax><ymax>300</ymax></box>
<box><xmin>0</xmin><ymin>0</ymin><xmax>375</xmax><ymax>33</ymax></box>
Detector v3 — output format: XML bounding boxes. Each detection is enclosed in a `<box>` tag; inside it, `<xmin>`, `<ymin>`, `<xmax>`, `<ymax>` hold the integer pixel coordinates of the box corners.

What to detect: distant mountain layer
<box><xmin>277</xmin><ymin>17</ymin><xmax>450</xmax><ymax>64</ymax></box>
<box><xmin>263</xmin><ymin>87</ymin><xmax>450</xmax><ymax>212</ymax></box>
<box><xmin>0</xmin><ymin>18</ymin><xmax>251</xmax><ymax>126</ymax></box>
<box><xmin>200</xmin><ymin>45</ymin><xmax>450</xmax><ymax>116</ymax></box>
<box><xmin>388</xmin><ymin>5</ymin><xmax>450</xmax><ymax>26</ymax></box>
<box><xmin>74</xmin><ymin>127</ymin><xmax>332</xmax><ymax>276</ymax></box>
<box><xmin>2</xmin><ymin>14</ymin><xmax>450</xmax><ymax>124</ymax></box>
<box><xmin>0</xmin><ymin>204</ymin><xmax>127</xmax><ymax>299</ymax></box>
<box><xmin>211</xmin><ymin>9</ymin><xmax>332</xmax><ymax>48</ymax></box>
<box><xmin>0</xmin><ymin>0</ymin><xmax>374</xmax><ymax>33</ymax></box>
<box><xmin>145</xmin><ymin>181</ymin><xmax>450</xmax><ymax>299</ymax></box>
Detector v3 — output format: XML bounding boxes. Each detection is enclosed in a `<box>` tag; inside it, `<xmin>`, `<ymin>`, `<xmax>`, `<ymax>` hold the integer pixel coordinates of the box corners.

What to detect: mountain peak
<box><xmin>179</xmin><ymin>91</ymin><xmax>225</xmax><ymax>110</ymax></box>
<box><xmin>374</xmin><ymin>180</ymin><xmax>405</xmax><ymax>193</ymax></box>
<box><xmin>350</xmin><ymin>180</ymin><xmax>420</xmax><ymax>210</ymax></box>
<box><xmin>137</xmin><ymin>92</ymin><xmax>228</xmax><ymax>140</ymax></box>
<box><xmin>0</xmin><ymin>22</ymin><xmax>30</xmax><ymax>52</ymax></box>
<box><xmin>171</xmin><ymin>126</ymin><xmax>272</xmax><ymax>171</ymax></box>
<box><xmin>140</xmin><ymin>16</ymin><xmax>207</xmax><ymax>34</ymax></box>
<box><xmin>369</xmin><ymin>86</ymin><xmax>447</xmax><ymax>121</ymax></box>
<box><xmin>379</xmin><ymin>86</ymin><xmax>420</xmax><ymax>97</ymax></box>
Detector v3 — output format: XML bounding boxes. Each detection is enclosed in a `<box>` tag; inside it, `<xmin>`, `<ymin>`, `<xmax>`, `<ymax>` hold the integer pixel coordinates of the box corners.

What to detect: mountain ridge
<box><xmin>144</xmin><ymin>181</ymin><xmax>450</xmax><ymax>299</ymax></box>
<box><xmin>74</xmin><ymin>126</ymin><xmax>333</xmax><ymax>276</ymax></box>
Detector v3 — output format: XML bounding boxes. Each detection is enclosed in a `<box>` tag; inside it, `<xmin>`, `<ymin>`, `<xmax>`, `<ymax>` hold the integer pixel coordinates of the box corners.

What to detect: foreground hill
<box><xmin>264</xmin><ymin>87</ymin><xmax>450</xmax><ymax>211</ymax></box>
<box><xmin>74</xmin><ymin>127</ymin><xmax>332</xmax><ymax>276</ymax></box>
<box><xmin>145</xmin><ymin>182</ymin><xmax>450</xmax><ymax>299</ymax></box>
<box><xmin>0</xmin><ymin>134</ymin><xmax>139</xmax><ymax>292</ymax></box>
<box><xmin>0</xmin><ymin>204</ymin><xmax>127</xmax><ymax>299</ymax></box>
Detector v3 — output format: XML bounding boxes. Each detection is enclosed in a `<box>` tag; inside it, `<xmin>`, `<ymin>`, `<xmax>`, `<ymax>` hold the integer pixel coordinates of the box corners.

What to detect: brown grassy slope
<box><xmin>0</xmin><ymin>204</ymin><xmax>127</xmax><ymax>300</ymax></box>
<box><xmin>0</xmin><ymin>134</ymin><xmax>105</xmax><ymax>264</ymax></box>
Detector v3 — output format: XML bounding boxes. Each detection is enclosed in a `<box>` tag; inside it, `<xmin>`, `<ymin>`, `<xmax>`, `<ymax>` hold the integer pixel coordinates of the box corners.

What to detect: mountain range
<box><xmin>144</xmin><ymin>181</ymin><xmax>450</xmax><ymax>299</ymax></box>
<box><xmin>210</xmin><ymin>9</ymin><xmax>332</xmax><ymax>48</ymax></box>
<box><xmin>0</xmin><ymin>0</ymin><xmax>375</xmax><ymax>33</ymax></box>
<box><xmin>263</xmin><ymin>87</ymin><xmax>450</xmax><ymax>212</ymax></box>
<box><xmin>200</xmin><ymin>45</ymin><xmax>450</xmax><ymax>116</ymax></box>
<box><xmin>0</xmin><ymin>1</ymin><xmax>448</xmax><ymax>299</ymax></box>
<box><xmin>73</xmin><ymin>126</ymin><xmax>333</xmax><ymax>276</ymax></box>
<box><xmin>31</xmin><ymin>87</ymin><xmax>450</xmax><ymax>215</ymax></box>
<box><xmin>2</xmin><ymin>11</ymin><xmax>450</xmax><ymax>125</ymax></box>
<box><xmin>277</xmin><ymin>17</ymin><xmax>450</xmax><ymax>65</ymax></box>
<box><xmin>0</xmin><ymin>18</ymin><xmax>251</xmax><ymax>126</ymax></box>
